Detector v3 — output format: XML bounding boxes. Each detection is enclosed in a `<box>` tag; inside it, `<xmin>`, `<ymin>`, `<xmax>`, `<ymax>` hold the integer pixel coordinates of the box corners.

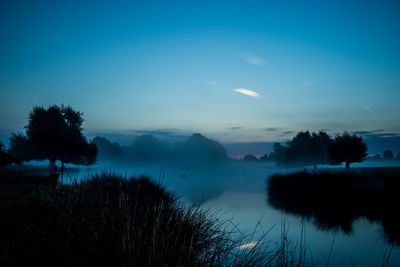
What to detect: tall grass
<box><xmin>0</xmin><ymin>172</ymin><xmax>314</xmax><ymax>266</ymax></box>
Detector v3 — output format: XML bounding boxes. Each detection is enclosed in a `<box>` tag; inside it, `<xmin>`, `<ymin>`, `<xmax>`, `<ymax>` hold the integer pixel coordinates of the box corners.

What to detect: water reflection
<box><xmin>266</xmin><ymin>168</ymin><xmax>400</xmax><ymax>245</ymax></box>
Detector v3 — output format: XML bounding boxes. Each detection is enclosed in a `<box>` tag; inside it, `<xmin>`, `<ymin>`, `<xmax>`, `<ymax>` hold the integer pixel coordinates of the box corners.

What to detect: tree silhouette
<box><xmin>383</xmin><ymin>150</ymin><xmax>394</xmax><ymax>160</ymax></box>
<box><xmin>0</xmin><ymin>142</ymin><xmax>16</xmax><ymax>166</ymax></box>
<box><xmin>9</xmin><ymin>105</ymin><xmax>97</xmax><ymax>165</ymax></box>
<box><xmin>328</xmin><ymin>131</ymin><xmax>367</xmax><ymax>169</ymax></box>
<box><xmin>129</xmin><ymin>134</ymin><xmax>171</xmax><ymax>162</ymax></box>
<box><xmin>93</xmin><ymin>136</ymin><xmax>122</xmax><ymax>162</ymax></box>
<box><xmin>243</xmin><ymin>154</ymin><xmax>258</xmax><ymax>162</ymax></box>
<box><xmin>273</xmin><ymin>131</ymin><xmax>332</xmax><ymax>168</ymax></box>
<box><xmin>259</xmin><ymin>153</ymin><xmax>268</xmax><ymax>161</ymax></box>
<box><xmin>174</xmin><ymin>133</ymin><xmax>227</xmax><ymax>163</ymax></box>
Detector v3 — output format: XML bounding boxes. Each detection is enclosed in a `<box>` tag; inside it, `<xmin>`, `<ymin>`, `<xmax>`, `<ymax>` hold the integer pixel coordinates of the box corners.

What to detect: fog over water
<box><xmin>26</xmin><ymin>158</ymin><xmax>400</xmax><ymax>266</ymax></box>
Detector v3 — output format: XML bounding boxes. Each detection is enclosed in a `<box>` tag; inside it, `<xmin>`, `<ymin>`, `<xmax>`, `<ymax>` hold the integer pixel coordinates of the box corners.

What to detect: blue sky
<box><xmin>1</xmin><ymin>0</ymin><xmax>400</xmax><ymax>145</ymax></box>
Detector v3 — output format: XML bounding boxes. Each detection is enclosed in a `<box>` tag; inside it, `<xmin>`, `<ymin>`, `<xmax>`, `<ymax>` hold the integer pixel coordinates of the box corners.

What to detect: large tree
<box><xmin>9</xmin><ymin>105</ymin><xmax>97</xmax><ymax>165</ymax></box>
<box><xmin>328</xmin><ymin>131</ymin><xmax>367</xmax><ymax>169</ymax></box>
<box><xmin>273</xmin><ymin>131</ymin><xmax>332</xmax><ymax>168</ymax></box>
<box><xmin>383</xmin><ymin>150</ymin><xmax>394</xmax><ymax>160</ymax></box>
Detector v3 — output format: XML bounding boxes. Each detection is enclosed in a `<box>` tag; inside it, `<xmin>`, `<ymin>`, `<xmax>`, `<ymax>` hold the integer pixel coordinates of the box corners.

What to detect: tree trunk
<box><xmin>345</xmin><ymin>162</ymin><xmax>350</xmax><ymax>169</ymax></box>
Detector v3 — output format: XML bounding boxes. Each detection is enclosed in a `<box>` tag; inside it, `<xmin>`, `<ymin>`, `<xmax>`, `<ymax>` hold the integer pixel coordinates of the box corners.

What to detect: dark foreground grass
<box><xmin>267</xmin><ymin>167</ymin><xmax>400</xmax><ymax>246</ymax></box>
<box><xmin>0</xmin><ymin>171</ymin><xmax>300</xmax><ymax>266</ymax></box>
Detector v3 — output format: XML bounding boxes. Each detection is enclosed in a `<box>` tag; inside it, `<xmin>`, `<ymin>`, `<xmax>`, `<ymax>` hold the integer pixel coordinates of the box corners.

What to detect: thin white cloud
<box><xmin>301</xmin><ymin>81</ymin><xmax>314</xmax><ymax>87</ymax></box>
<box><xmin>240</xmin><ymin>51</ymin><xmax>266</xmax><ymax>66</ymax></box>
<box><xmin>361</xmin><ymin>104</ymin><xmax>377</xmax><ymax>117</ymax></box>
<box><xmin>233</xmin><ymin>88</ymin><xmax>262</xmax><ymax>98</ymax></box>
<box><xmin>245</xmin><ymin>56</ymin><xmax>265</xmax><ymax>66</ymax></box>
<box><xmin>208</xmin><ymin>80</ymin><xmax>219</xmax><ymax>85</ymax></box>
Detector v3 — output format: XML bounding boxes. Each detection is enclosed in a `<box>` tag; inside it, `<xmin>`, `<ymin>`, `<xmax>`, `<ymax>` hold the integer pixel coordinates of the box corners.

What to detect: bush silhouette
<box><xmin>9</xmin><ymin>105</ymin><xmax>97</xmax><ymax>165</ymax></box>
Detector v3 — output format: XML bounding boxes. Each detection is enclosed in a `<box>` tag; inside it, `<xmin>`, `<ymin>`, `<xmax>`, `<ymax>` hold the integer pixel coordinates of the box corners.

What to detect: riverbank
<box><xmin>267</xmin><ymin>167</ymin><xmax>400</xmax><ymax>245</ymax></box>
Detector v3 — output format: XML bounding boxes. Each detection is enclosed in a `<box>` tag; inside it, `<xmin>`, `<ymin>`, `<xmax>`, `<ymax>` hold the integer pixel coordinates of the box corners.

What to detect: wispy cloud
<box><xmin>208</xmin><ymin>80</ymin><xmax>219</xmax><ymax>85</ymax></box>
<box><xmin>301</xmin><ymin>81</ymin><xmax>314</xmax><ymax>87</ymax></box>
<box><xmin>354</xmin><ymin>129</ymin><xmax>384</xmax><ymax>135</ymax></box>
<box><xmin>361</xmin><ymin>104</ymin><xmax>377</xmax><ymax>117</ymax></box>
<box><xmin>245</xmin><ymin>56</ymin><xmax>265</xmax><ymax>65</ymax></box>
<box><xmin>240</xmin><ymin>52</ymin><xmax>266</xmax><ymax>66</ymax></box>
<box><xmin>282</xmin><ymin>130</ymin><xmax>295</xmax><ymax>135</ymax></box>
<box><xmin>229</xmin><ymin>126</ymin><xmax>242</xmax><ymax>130</ymax></box>
<box><xmin>233</xmin><ymin>88</ymin><xmax>262</xmax><ymax>98</ymax></box>
<box><xmin>265</xmin><ymin>127</ymin><xmax>280</xmax><ymax>132</ymax></box>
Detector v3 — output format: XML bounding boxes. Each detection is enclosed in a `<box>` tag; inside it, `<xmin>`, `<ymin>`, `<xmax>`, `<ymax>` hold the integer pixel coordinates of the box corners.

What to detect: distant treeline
<box><xmin>366</xmin><ymin>150</ymin><xmax>400</xmax><ymax>161</ymax></box>
<box><xmin>1</xmin><ymin>105</ymin><xmax>228</xmax><ymax>166</ymax></box>
<box><xmin>2</xmin><ymin>104</ymin><xmax>398</xmax><ymax>168</ymax></box>
<box><xmin>93</xmin><ymin>133</ymin><xmax>228</xmax><ymax>164</ymax></box>
<box><xmin>246</xmin><ymin>131</ymin><xmax>368</xmax><ymax>169</ymax></box>
<box><xmin>243</xmin><ymin>131</ymin><xmax>400</xmax><ymax>168</ymax></box>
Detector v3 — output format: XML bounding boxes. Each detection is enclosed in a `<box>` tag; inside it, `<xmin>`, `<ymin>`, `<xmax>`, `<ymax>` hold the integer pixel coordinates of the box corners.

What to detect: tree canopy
<box><xmin>328</xmin><ymin>131</ymin><xmax>367</xmax><ymax>169</ymax></box>
<box><xmin>383</xmin><ymin>150</ymin><xmax>394</xmax><ymax>159</ymax></box>
<box><xmin>9</xmin><ymin>105</ymin><xmax>97</xmax><ymax>165</ymax></box>
<box><xmin>273</xmin><ymin>131</ymin><xmax>332</xmax><ymax>168</ymax></box>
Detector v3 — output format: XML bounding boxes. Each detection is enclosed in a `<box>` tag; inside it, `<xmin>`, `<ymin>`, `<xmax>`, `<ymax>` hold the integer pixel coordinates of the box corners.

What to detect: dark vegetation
<box><xmin>2</xmin><ymin>104</ymin><xmax>399</xmax><ymax>265</ymax></box>
<box><xmin>243</xmin><ymin>154</ymin><xmax>259</xmax><ymax>162</ymax></box>
<box><xmin>273</xmin><ymin>131</ymin><xmax>331</xmax><ymax>168</ymax></box>
<box><xmin>328</xmin><ymin>132</ymin><xmax>367</xmax><ymax>169</ymax></box>
<box><xmin>366</xmin><ymin>150</ymin><xmax>400</xmax><ymax>161</ymax></box>
<box><xmin>0</xmin><ymin>171</ymin><xmax>299</xmax><ymax>266</ymax></box>
<box><xmin>260</xmin><ymin>152</ymin><xmax>276</xmax><ymax>162</ymax></box>
<box><xmin>9</xmin><ymin>105</ymin><xmax>97</xmax><ymax>165</ymax></box>
<box><xmin>94</xmin><ymin>132</ymin><xmax>228</xmax><ymax>165</ymax></box>
<box><xmin>267</xmin><ymin>168</ymin><xmax>400</xmax><ymax>246</ymax></box>
<box><xmin>273</xmin><ymin>131</ymin><xmax>367</xmax><ymax>169</ymax></box>
<box><xmin>0</xmin><ymin>142</ymin><xmax>19</xmax><ymax>166</ymax></box>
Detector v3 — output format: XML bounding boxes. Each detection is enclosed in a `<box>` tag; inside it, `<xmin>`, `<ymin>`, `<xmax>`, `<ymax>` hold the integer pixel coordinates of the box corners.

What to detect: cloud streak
<box><xmin>265</xmin><ymin>127</ymin><xmax>280</xmax><ymax>132</ymax></box>
<box><xmin>361</xmin><ymin>104</ymin><xmax>377</xmax><ymax>117</ymax></box>
<box><xmin>229</xmin><ymin>126</ymin><xmax>242</xmax><ymax>130</ymax></box>
<box><xmin>233</xmin><ymin>88</ymin><xmax>262</xmax><ymax>98</ymax></box>
<box><xmin>240</xmin><ymin>52</ymin><xmax>266</xmax><ymax>66</ymax></box>
<box><xmin>245</xmin><ymin>56</ymin><xmax>265</xmax><ymax>65</ymax></box>
<box><xmin>208</xmin><ymin>80</ymin><xmax>219</xmax><ymax>85</ymax></box>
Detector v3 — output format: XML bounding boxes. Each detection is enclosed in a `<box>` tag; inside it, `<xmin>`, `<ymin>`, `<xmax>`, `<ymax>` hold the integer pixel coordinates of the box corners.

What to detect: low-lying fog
<box><xmin>27</xmin><ymin>159</ymin><xmax>400</xmax><ymax>265</ymax></box>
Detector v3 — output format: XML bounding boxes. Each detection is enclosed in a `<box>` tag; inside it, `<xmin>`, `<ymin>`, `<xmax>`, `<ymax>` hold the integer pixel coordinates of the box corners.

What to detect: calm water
<box><xmin>50</xmin><ymin>160</ymin><xmax>400</xmax><ymax>265</ymax></box>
